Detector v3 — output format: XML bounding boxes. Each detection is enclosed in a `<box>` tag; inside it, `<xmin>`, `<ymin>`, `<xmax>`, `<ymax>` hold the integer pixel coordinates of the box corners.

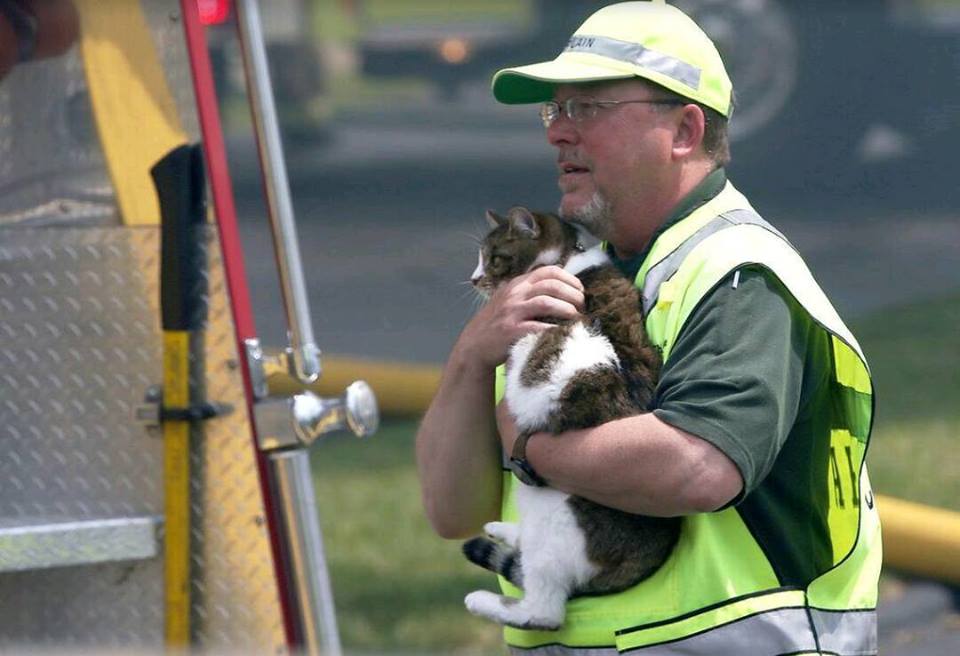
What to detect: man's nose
<box><xmin>546</xmin><ymin>112</ymin><xmax>579</xmax><ymax>147</ymax></box>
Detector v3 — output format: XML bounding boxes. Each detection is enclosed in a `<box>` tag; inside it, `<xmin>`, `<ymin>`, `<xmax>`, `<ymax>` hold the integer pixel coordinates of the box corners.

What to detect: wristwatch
<box><xmin>509</xmin><ymin>431</ymin><xmax>547</xmax><ymax>487</ymax></box>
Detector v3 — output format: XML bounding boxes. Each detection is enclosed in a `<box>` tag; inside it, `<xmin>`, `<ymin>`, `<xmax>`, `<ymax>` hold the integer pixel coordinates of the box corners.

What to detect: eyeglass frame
<box><xmin>540</xmin><ymin>95</ymin><xmax>687</xmax><ymax>128</ymax></box>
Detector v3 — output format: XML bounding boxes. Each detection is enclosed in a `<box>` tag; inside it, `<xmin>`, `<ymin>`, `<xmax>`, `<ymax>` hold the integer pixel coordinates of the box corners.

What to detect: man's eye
<box><xmin>570</xmin><ymin>100</ymin><xmax>592</xmax><ymax>118</ymax></box>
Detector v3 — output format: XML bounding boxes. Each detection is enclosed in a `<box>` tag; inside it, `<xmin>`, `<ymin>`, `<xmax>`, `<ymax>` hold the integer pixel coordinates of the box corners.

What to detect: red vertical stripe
<box><xmin>178</xmin><ymin>0</ymin><xmax>299</xmax><ymax>647</ymax></box>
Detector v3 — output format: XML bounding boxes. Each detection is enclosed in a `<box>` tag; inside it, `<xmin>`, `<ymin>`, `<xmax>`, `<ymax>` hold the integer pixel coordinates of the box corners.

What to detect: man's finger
<box><xmin>521</xmin><ymin>294</ymin><xmax>582</xmax><ymax>322</ymax></box>
<box><xmin>525</xmin><ymin>264</ymin><xmax>585</xmax><ymax>291</ymax></box>
<box><xmin>526</xmin><ymin>278</ymin><xmax>585</xmax><ymax>311</ymax></box>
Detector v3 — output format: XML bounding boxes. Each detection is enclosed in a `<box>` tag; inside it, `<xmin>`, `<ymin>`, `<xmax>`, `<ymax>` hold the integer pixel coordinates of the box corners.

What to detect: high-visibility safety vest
<box><xmin>494</xmin><ymin>181</ymin><xmax>881</xmax><ymax>654</ymax></box>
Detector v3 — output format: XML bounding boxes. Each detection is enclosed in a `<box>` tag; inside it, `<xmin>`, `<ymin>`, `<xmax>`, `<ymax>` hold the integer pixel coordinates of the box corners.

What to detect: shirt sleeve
<box><xmin>651</xmin><ymin>266</ymin><xmax>813</xmax><ymax>498</ymax></box>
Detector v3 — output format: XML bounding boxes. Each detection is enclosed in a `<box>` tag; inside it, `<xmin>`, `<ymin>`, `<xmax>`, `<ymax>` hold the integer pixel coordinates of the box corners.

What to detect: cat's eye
<box><xmin>489</xmin><ymin>255</ymin><xmax>505</xmax><ymax>268</ymax></box>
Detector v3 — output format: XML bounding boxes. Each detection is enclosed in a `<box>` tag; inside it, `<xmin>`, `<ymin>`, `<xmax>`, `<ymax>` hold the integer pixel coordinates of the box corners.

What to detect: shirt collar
<box><xmin>609</xmin><ymin>167</ymin><xmax>727</xmax><ymax>281</ymax></box>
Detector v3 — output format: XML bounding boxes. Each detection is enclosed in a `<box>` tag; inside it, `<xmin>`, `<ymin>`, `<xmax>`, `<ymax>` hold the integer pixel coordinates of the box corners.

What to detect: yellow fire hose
<box><xmin>876</xmin><ymin>494</ymin><xmax>960</xmax><ymax>586</ymax></box>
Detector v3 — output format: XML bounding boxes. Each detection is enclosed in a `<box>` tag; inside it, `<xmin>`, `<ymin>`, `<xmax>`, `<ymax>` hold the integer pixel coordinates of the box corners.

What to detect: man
<box><xmin>416</xmin><ymin>2</ymin><xmax>880</xmax><ymax>654</ymax></box>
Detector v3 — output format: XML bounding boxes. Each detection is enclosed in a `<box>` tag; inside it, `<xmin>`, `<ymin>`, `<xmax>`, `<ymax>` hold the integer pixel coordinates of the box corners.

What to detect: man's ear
<box><xmin>672</xmin><ymin>103</ymin><xmax>706</xmax><ymax>160</ymax></box>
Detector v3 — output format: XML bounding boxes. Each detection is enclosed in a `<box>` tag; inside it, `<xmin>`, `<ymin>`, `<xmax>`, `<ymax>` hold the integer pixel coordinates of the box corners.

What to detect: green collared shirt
<box><xmin>611</xmin><ymin>170</ymin><xmax>835</xmax><ymax>588</ymax></box>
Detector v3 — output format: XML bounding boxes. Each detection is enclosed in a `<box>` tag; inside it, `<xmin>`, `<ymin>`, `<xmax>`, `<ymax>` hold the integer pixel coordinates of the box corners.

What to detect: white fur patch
<box><xmin>470</xmin><ymin>249</ymin><xmax>484</xmax><ymax>282</ymax></box>
<box><xmin>516</xmin><ymin>486</ymin><xmax>599</xmax><ymax>591</ymax></box>
<box><xmin>464</xmin><ymin>487</ymin><xmax>599</xmax><ymax>629</ymax></box>
<box><xmin>506</xmin><ymin>323</ymin><xmax>619</xmax><ymax>432</ymax></box>
<box><xmin>563</xmin><ymin>246</ymin><xmax>610</xmax><ymax>275</ymax></box>
<box><xmin>484</xmin><ymin>521</ymin><xmax>520</xmax><ymax>548</ymax></box>
<box><xmin>530</xmin><ymin>246</ymin><xmax>563</xmax><ymax>270</ymax></box>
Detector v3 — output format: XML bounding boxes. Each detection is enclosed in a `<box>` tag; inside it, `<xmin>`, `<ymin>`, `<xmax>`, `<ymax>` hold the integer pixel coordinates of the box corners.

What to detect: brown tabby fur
<box><xmin>464</xmin><ymin>206</ymin><xmax>680</xmax><ymax>598</ymax></box>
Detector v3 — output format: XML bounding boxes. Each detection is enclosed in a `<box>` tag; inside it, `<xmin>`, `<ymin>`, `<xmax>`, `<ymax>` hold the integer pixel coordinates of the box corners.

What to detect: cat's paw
<box><xmin>484</xmin><ymin>521</ymin><xmax>520</xmax><ymax>547</ymax></box>
<box><xmin>464</xmin><ymin>591</ymin><xmax>562</xmax><ymax>631</ymax></box>
<box><xmin>464</xmin><ymin>590</ymin><xmax>509</xmax><ymax>622</ymax></box>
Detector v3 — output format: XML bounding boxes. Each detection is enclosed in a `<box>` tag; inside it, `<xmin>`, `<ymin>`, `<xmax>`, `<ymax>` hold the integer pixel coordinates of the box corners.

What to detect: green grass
<box><xmin>853</xmin><ymin>292</ymin><xmax>960</xmax><ymax>510</ymax></box>
<box><xmin>310</xmin><ymin>293</ymin><xmax>959</xmax><ymax>652</ymax></box>
<box><xmin>310</xmin><ymin>421</ymin><xmax>503</xmax><ymax>653</ymax></box>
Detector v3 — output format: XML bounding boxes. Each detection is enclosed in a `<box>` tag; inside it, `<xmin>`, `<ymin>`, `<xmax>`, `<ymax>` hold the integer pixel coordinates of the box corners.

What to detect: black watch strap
<box><xmin>509</xmin><ymin>431</ymin><xmax>547</xmax><ymax>487</ymax></box>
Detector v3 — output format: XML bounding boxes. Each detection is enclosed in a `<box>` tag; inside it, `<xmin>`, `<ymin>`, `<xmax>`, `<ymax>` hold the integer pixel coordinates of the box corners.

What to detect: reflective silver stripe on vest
<box><xmin>564</xmin><ymin>34</ymin><xmax>701</xmax><ymax>91</ymax></box>
<box><xmin>812</xmin><ymin>607</ymin><xmax>878</xmax><ymax>655</ymax></box>
<box><xmin>508</xmin><ymin>646</ymin><xmax>617</xmax><ymax>656</ymax></box>
<box><xmin>620</xmin><ymin>606</ymin><xmax>816</xmax><ymax>654</ymax></box>
<box><xmin>619</xmin><ymin>607</ymin><xmax>877</xmax><ymax>655</ymax></box>
<box><xmin>640</xmin><ymin>209</ymin><xmax>788</xmax><ymax>316</ymax></box>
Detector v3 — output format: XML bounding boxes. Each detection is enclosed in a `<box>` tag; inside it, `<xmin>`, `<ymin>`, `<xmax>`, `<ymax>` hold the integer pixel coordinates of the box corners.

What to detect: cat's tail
<box><xmin>462</xmin><ymin>536</ymin><xmax>524</xmax><ymax>589</ymax></box>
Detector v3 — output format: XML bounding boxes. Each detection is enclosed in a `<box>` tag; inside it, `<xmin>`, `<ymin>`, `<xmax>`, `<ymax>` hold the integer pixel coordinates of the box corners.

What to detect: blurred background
<box><xmin>215</xmin><ymin>0</ymin><xmax>960</xmax><ymax>653</ymax></box>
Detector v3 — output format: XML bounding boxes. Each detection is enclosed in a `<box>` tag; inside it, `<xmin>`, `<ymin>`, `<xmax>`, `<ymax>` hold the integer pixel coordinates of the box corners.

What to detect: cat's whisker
<box><xmin>458</xmin><ymin>230</ymin><xmax>484</xmax><ymax>247</ymax></box>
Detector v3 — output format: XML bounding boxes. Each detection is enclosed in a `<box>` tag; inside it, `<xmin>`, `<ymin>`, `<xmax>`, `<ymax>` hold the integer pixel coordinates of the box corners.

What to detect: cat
<box><xmin>462</xmin><ymin>206</ymin><xmax>680</xmax><ymax>631</ymax></box>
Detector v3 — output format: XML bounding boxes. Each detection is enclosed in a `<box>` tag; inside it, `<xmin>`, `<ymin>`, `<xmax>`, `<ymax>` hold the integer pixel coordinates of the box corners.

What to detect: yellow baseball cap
<box><xmin>492</xmin><ymin>1</ymin><xmax>733</xmax><ymax>117</ymax></box>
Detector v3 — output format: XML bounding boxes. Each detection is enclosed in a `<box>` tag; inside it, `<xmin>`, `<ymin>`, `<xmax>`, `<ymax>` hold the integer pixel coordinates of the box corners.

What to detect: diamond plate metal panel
<box><xmin>0</xmin><ymin>227</ymin><xmax>165</xmax><ymax>646</ymax></box>
<box><xmin>0</xmin><ymin>226</ymin><xmax>287</xmax><ymax>652</ymax></box>
<box><xmin>193</xmin><ymin>228</ymin><xmax>288</xmax><ymax>652</ymax></box>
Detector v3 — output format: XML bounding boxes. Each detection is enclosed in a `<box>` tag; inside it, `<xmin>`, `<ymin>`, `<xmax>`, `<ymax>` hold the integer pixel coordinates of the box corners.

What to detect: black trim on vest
<box><xmin>617</xmin><ymin>602</ymin><xmax>809</xmax><ymax>653</ymax></box>
<box><xmin>614</xmin><ymin>585</ymin><xmax>802</xmax><ymax>636</ymax></box>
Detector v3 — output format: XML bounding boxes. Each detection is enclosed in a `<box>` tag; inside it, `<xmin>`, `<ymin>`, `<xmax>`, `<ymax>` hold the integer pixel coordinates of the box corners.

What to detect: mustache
<box><xmin>557</xmin><ymin>149</ymin><xmax>590</xmax><ymax>168</ymax></box>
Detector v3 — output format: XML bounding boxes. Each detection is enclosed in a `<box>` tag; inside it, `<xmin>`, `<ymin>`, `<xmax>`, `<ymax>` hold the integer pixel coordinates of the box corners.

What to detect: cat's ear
<box><xmin>507</xmin><ymin>206</ymin><xmax>540</xmax><ymax>238</ymax></box>
<box><xmin>485</xmin><ymin>210</ymin><xmax>507</xmax><ymax>229</ymax></box>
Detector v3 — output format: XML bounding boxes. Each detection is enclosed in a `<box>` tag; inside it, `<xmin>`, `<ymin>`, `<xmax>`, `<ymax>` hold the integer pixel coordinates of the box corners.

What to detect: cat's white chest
<box><xmin>505</xmin><ymin>321</ymin><xmax>619</xmax><ymax>432</ymax></box>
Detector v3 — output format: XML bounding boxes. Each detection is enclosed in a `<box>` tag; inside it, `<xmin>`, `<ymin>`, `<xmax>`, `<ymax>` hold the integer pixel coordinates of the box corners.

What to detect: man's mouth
<box><xmin>560</xmin><ymin>163</ymin><xmax>590</xmax><ymax>175</ymax></box>
<box><xmin>559</xmin><ymin>162</ymin><xmax>590</xmax><ymax>191</ymax></box>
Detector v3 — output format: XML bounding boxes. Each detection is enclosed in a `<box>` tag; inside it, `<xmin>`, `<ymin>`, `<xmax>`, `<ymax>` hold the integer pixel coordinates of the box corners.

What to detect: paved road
<box><xmin>226</xmin><ymin>107</ymin><xmax>960</xmax><ymax>653</ymax></box>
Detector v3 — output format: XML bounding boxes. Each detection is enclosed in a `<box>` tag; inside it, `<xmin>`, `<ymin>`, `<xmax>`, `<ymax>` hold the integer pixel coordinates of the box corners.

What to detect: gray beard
<box><xmin>561</xmin><ymin>192</ymin><xmax>614</xmax><ymax>241</ymax></box>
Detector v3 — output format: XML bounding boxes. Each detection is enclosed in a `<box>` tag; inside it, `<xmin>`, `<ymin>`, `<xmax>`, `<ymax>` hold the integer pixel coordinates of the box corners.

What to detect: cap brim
<box><xmin>492</xmin><ymin>59</ymin><xmax>635</xmax><ymax>105</ymax></box>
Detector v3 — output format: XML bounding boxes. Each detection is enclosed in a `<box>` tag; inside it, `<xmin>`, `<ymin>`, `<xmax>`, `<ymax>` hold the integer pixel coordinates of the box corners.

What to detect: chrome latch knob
<box><xmin>292</xmin><ymin>381</ymin><xmax>379</xmax><ymax>445</ymax></box>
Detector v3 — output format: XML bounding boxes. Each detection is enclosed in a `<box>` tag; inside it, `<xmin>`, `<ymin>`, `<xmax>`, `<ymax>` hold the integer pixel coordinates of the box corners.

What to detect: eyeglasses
<box><xmin>540</xmin><ymin>95</ymin><xmax>686</xmax><ymax>128</ymax></box>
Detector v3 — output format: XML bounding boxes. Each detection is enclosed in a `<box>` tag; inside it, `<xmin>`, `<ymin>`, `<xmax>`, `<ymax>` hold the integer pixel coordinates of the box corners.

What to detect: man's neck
<box><xmin>612</xmin><ymin>162</ymin><xmax>715</xmax><ymax>259</ymax></box>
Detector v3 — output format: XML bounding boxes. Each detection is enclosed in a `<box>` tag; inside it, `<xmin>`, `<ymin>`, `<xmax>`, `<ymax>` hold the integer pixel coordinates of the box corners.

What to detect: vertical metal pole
<box><xmin>270</xmin><ymin>450</ymin><xmax>343</xmax><ymax>656</ymax></box>
<box><xmin>233</xmin><ymin>0</ymin><xmax>321</xmax><ymax>383</ymax></box>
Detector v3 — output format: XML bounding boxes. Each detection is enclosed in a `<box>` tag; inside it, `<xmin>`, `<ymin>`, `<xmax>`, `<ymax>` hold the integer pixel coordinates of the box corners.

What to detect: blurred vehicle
<box><xmin>681</xmin><ymin>0</ymin><xmax>960</xmax><ymax>207</ymax></box>
<box><xmin>358</xmin><ymin>0</ymin><xmax>960</xmax><ymax>208</ymax></box>
<box><xmin>202</xmin><ymin>0</ymin><xmax>333</xmax><ymax>146</ymax></box>
<box><xmin>357</xmin><ymin>1</ymin><xmax>536</xmax><ymax>100</ymax></box>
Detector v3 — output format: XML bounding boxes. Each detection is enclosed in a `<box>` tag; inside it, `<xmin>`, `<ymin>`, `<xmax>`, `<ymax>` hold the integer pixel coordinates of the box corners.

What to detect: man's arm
<box><xmin>416</xmin><ymin>266</ymin><xmax>585</xmax><ymax>538</ymax></box>
<box><xmin>497</xmin><ymin>266</ymin><xmax>810</xmax><ymax>518</ymax></box>
<box><xmin>497</xmin><ymin>406</ymin><xmax>743</xmax><ymax>516</ymax></box>
<box><xmin>416</xmin><ymin>351</ymin><xmax>502</xmax><ymax>539</ymax></box>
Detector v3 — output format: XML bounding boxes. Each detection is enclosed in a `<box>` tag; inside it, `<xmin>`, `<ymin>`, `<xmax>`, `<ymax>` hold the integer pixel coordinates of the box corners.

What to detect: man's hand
<box><xmin>458</xmin><ymin>265</ymin><xmax>585</xmax><ymax>371</ymax></box>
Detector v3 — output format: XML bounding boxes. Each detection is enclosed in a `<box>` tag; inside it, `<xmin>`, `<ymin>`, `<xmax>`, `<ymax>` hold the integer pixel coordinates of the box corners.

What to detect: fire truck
<box><xmin>0</xmin><ymin>1</ymin><xmax>376</xmax><ymax>653</ymax></box>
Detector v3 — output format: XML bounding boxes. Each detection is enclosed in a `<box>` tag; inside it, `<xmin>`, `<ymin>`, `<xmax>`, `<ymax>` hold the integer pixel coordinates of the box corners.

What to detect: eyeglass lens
<box><xmin>540</xmin><ymin>97</ymin><xmax>596</xmax><ymax>127</ymax></box>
